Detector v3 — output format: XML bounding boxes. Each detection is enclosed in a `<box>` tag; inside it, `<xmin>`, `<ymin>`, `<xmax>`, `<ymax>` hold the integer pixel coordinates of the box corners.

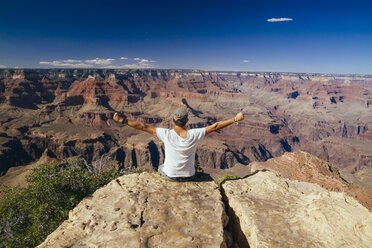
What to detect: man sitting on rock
<box><xmin>113</xmin><ymin>108</ymin><xmax>244</xmax><ymax>181</ymax></box>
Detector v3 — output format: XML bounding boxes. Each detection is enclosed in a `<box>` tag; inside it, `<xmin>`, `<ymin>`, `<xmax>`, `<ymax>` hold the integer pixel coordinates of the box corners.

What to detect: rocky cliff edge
<box><xmin>37</xmin><ymin>172</ymin><xmax>228</xmax><ymax>248</ymax></box>
<box><xmin>37</xmin><ymin>170</ymin><xmax>372</xmax><ymax>248</ymax></box>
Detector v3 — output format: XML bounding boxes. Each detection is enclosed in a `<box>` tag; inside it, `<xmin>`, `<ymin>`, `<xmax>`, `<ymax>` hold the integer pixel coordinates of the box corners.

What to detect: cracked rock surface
<box><xmin>222</xmin><ymin>170</ymin><xmax>372</xmax><ymax>248</ymax></box>
<box><xmin>38</xmin><ymin>170</ymin><xmax>372</xmax><ymax>248</ymax></box>
<box><xmin>37</xmin><ymin>172</ymin><xmax>227</xmax><ymax>248</ymax></box>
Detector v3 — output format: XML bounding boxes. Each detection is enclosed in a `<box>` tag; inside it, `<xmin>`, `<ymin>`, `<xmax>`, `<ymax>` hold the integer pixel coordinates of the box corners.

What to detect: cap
<box><xmin>173</xmin><ymin>108</ymin><xmax>188</xmax><ymax>122</ymax></box>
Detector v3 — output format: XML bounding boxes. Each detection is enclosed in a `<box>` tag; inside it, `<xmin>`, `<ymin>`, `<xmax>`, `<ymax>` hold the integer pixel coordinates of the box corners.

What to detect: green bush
<box><xmin>217</xmin><ymin>172</ymin><xmax>238</xmax><ymax>185</ymax></box>
<box><xmin>195</xmin><ymin>161</ymin><xmax>204</xmax><ymax>173</ymax></box>
<box><xmin>0</xmin><ymin>157</ymin><xmax>131</xmax><ymax>248</ymax></box>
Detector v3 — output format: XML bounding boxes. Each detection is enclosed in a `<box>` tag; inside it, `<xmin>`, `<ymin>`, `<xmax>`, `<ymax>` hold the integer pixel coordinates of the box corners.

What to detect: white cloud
<box><xmin>39</xmin><ymin>60</ymin><xmax>93</xmax><ymax>68</ymax></box>
<box><xmin>40</xmin><ymin>61</ymin><xmax>61</xmax><ymax>65</ymax></box>
<box><xmin>267</xmin><ymin>18</ymin><xmax>293</xmax><ymax>22</ymax></box>
<box><xmin>139</xmin><ymin>59</ymin><xmax>156</xmax><ymax>64</ymax></box>
<box><xmin>104</xmin><ymin>63</ymin><xmax>156</xmax><ymax>69</ymax></box>
<box><xmin>63</xmin><ymin>59</ymin><xmax>82</xmax><ymax>63</ymax></box>
<box><xmin>85</xmin><ymin>58</ymin><xmax>115</xmax><ymax>65</ymax></box>
<box><xmin>108</xmin><ymin>57</ymin><xmax>157</xmax><ymax>69</ymax></box>
<box><xmin>242</xmin><ymin>60</ymin><xmax>250</xmax><ymax>63</ymax></box>
<box><xmin>139</xmin><ymin>59</ymin><xmax>149</xmax><ymax>63</ymax></box>
<box><xmin>0</xmin><ymin>64</ymin><xmax>6</xmax><ymax>68</ymax></box>
<box><xmin>39</xmin><ymin>56</ymin><xmax>157</xmax><ymax>69</ymax></box>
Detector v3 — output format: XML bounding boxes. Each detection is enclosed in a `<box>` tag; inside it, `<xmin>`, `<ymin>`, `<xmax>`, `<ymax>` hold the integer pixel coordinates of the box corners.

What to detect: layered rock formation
<box><xmin>37</xmin><ymin>170</ymin><xmax>372</xmax><ymax>248</ymax></box>
<box><xmin>225</xmin><ymin>72</ymin><xmax>372</xmax><ymax>186</ymax></box>
<box><xmin>222</xmin><ymin>170</ymin><xmax>372</xmax><ymax>248</ymax></box>
<box><xmin>0</xmin><ymin>69</ymin><xmax>371</xmax><ymax>190</ymax></box>
<box><xmin>249</xmin><ymin>151</ymin><xmax>372</xmax><ymax>210</ymax></box>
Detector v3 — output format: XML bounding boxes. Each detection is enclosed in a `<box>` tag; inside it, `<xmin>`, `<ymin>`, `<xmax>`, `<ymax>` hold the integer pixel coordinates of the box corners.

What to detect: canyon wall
<box><xmin>0</xmin><ymin>69</ymin><xmax>371</xmax><ymax>188</ymax></box>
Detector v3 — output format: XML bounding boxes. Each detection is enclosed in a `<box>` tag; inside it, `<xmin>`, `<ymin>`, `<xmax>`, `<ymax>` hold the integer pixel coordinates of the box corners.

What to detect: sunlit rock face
<box><xmin>37</xmin><ymin>170</ymin><xmax>372</xmax><ymax>248</ymax></box>
<box><xmin>37</xmin><ymin>172</ymin><xmax>228</xmax><ymax>248</ymax></box>
<box><xmin>222</xmin><ymin>170</ymin><xmax>372</xmax><ymax>248</ymax></box>
<box><xmin>249</xmin><ymin>151</ymin><xmax>372</xmax><ymax>211</ymax></box>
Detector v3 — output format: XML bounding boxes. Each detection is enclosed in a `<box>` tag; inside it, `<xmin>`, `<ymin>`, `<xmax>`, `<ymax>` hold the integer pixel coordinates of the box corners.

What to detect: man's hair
<box><xmin>174</xmin><ymin>118</ymin><xmax>188</xmax><ymax>127</ymax></box>
<box><xmin>173</xmin><ymin>108</ymin><xmax>188</xmax><ymax>127</ymax></box>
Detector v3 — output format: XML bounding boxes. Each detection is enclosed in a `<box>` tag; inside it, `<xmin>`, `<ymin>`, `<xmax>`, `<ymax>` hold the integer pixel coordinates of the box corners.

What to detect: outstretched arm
<box><xmin>113</xmin><ymin>112</ymin><xmax>157</xmax><ymax>136</ymax></box>
<box><xmin>205</xmin><ymin>112</ymin><xmax>244</xmax><ymax>136</ymax></box>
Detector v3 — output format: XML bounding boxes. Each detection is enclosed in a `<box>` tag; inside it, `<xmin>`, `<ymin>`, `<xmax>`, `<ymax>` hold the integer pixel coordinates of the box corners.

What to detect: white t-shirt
<box><xmin>156</xmin><ymin>127</ymin><xmax>206</xmax><ymax>177</ymax></box>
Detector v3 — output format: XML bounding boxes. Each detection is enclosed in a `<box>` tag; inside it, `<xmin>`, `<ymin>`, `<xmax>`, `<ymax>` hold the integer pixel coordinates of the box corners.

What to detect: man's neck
<box><xmin>174</xmin><ymin>125</ymin><xmax>187</xmax><ymax>138</ymax></box>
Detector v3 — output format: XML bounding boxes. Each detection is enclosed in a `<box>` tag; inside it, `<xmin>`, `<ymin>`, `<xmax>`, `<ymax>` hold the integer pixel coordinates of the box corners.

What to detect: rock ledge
<box><xmin>37</xmin><ymin>172</ymin><xmax>227</xmax><ymax>248</ymax></box>
<box><xmin>222</xmin><ymin>170</ymin><xmax>372</xmax><ymax>248</ymax></box>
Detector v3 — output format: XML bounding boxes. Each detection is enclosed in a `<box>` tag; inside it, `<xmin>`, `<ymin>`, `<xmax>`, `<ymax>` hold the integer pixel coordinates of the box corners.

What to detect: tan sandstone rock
<box><xmin>249</xmin><ymin>151</ymin><xmax>372</xmax><ymax>211</ymax></box>
<box><xmin>222</xmin><ymin>170</ymin><xmax>372</xmax><ymax>248</ymax></box>
<box><xmin>37</xmin><ymin>172</ymin><xmax>227</xmax><ymax>248</ymax></box>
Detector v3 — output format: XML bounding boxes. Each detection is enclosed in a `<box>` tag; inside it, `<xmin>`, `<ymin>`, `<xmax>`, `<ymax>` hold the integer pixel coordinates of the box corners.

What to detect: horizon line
<box><xmin>0</xmin><ymin>68</ymin><xmax>371</xmax><ymax>77</ymax></box>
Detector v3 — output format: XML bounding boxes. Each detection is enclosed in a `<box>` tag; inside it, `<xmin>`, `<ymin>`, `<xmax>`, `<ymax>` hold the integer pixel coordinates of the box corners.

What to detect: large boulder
<box><xmin>249</xmin><ymin>151</ymin><xmax>372</xmax><ymax>211</ymax></box>
<box><xmin>222</xmin><ymin>170</ymin><xmax>372</xmax><ymax>248</ymax></box>
<box><xmin>37</xmin><ymin>172</ymin><xmax>227</xmax><ymax>248</ymax></box>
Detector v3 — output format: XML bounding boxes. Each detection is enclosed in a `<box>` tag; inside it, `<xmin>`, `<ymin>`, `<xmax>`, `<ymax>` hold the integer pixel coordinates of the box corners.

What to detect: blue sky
<box><xmin>0</xmin><ymin>0</ymin><xmax>371</xmax><ymax>74</ymax></box>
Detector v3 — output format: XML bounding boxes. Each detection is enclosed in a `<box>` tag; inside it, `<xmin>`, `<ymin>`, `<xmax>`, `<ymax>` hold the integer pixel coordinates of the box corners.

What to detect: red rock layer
<box><xmin>250</xmin><ymin>151</ymin><xmax>372</xmax><ymax>211</ymax></box>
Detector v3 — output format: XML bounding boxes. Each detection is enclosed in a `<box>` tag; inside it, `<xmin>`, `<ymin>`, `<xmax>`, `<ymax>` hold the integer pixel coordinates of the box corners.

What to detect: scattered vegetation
<box><xmin>195</xmin><ymin>161</ymin><xmax>204</xmax><ymax>173</ymax></box>
<box><xmin>0</xmin><ymin>156</ymin><xmax>141</xmax><ymax>248</ymax></box>
<box><xmin>129</xmin><ymin>167</ymin><xmax>145</xmax><ymax>174</ymax></box>
<box><xmin>217</xmin><ymin>172</ymin><xmax>238</xmax><ymax>185</ymax></box>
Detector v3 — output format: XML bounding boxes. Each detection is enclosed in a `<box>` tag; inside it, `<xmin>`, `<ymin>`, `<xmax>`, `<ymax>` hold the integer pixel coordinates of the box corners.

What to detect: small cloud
<box><xmin>39</xmin><ymin>60</ymin><xmax>93</xmax><ymax>68</ymax></box>
<box><xmin>139</xmin><ymin>59</ymin><xmax>156</xmax><ymax>64</ymax></box>
<box><xmin>107</xmin><ymin>57</ymin><xmax>157</xmax><ymax>69</ymax></box>
<box><xmin>139</xmin><ymin>59</ymin><xmax>149</xmax><ymax>63</ymax></box>
<box><xmin>267</xmin><ymin>17</ymin><xmax>293</xmax><ymax>22</ymax></box>
<box><xmin>120</xmin><ymin>57</ymin><xmax>128</xmax><ymax>60</ymax></box>
<box><xmin>40</xmin><ymin>61</ymin><xmax>61</xmax><ymax>65</ymax></box>
<box><xmin>0</xmin><ymin>64</ymin><xmax>6</xmax><ymax>68</ymax></box>
<box><xmin>242</xmin><ymin>60</ymin><xmax>250</xmax><ymax>63</ymax></box>
<box><xmin>104</xmin><ymin>63</ymin><xmax>156</xmax><ymax>69</ymax></box>
<box><xmin>63</xmin><ymin>59</ymin><xmax>82</xmax><ymax>63</ymax></box>
<box><xmin>85</xmin><ymin>58</ymin><xmax>115</xmax><ymax>65</ymax></box>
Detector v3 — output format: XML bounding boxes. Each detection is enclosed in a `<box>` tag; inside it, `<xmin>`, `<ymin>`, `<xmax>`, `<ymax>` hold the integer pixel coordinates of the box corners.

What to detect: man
<box><xmin>113</xmin><ymin>108</ymin><xmax>244</xmax><ymax>181</ymax></box>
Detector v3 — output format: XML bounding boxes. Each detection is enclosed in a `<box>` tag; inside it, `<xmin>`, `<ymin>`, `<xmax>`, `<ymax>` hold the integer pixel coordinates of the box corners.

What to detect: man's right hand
<box><xmin>113</xmin><ymin>112</ymin><xmax>127</xmax><ymax>124</ymax></box>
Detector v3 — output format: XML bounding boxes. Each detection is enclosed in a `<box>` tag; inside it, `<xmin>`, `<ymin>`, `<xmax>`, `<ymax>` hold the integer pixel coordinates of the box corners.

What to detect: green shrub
<box><xmin>0</xmin><ymin>157</ymin><xmax>130</xmax><ymax>248</ymax></box>
<box><xmin>195</xmin><ymin>161</ymin><xmax>204</xmax><ymax>173</ymax></box>
<box><xmin>217</xmin><ymin>172</ymin><xmax>238</xmax><ymax>185</ymax></box>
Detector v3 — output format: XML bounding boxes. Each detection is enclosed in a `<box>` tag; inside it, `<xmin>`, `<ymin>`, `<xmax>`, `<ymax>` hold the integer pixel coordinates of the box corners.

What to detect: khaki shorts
<box><xmin>158</xmin><ymin>164</ymin><xmax>195</xmax><ymax>182</ymax></box>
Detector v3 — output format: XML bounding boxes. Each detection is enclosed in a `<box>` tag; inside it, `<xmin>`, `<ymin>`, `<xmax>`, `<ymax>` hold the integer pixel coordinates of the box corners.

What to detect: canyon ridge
<box><xmin>0</xmin><ymin>69</ymin><xmax>371</xmax><ymax>188</ymax></box>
